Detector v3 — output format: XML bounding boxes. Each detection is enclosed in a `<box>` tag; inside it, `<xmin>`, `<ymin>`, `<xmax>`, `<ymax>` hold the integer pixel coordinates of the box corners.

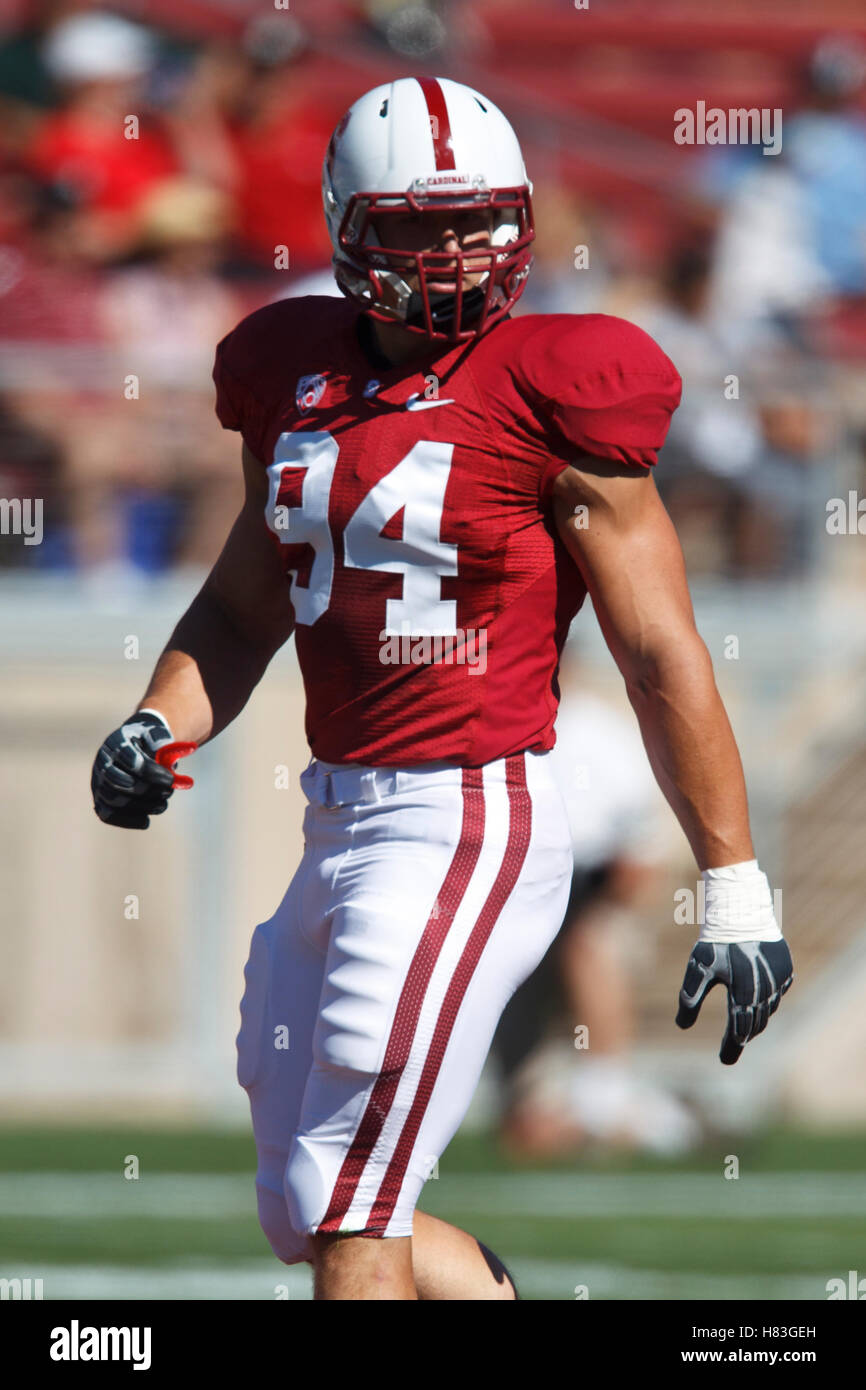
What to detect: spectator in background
<box><xmin>631</xmin><ymin>242</ymin><xmax>828</xmax><ymax>578</ymax></box>
<box><xmin>226</xmin><ymin>15</ymin><xmax>340</xmax><ymax>274</ymax></box>
<box><xmin>0</xmin><ymin>0</ymin><xmax>94</xmax><ymax>119</ymax></box>
<box><xmin>704</xmin><ymin>157</ymin><xmax>829</xmax><ymax>348</ymax></box>
<box><xmin>631</xmin><ymin>241</ymin><xmax>766</xmax><ymax>576</ymax></box>
<box><xmin>153</xmin><ymin>13</ymin><xmax>340</xmax><ymax>275</ymax></box>
<box><xmin>491</xmin><ymin>648</ymin><xmax>699</xmax><ymax>1158</ymax></box>
<box><xmin>157</xmin><ymin>36</ymin><xmax>251</xmax><ymax>219</ymax></box>
<box><xmin>785</xmin><ymin>37</ymin><xmax>866</xmax><ymax>305</ymax></box>
<box><xmin>0</xmin><ymin>392</ymin><xmax>67</xmax><ymax>568</ymax></box>
<box><xmin>364</xmin><ymin>0</ymin><xmax>450</xmax><ymax>62</ymax></box>
<box><xmin>68</xmin><ymin>175</ymin><xmax>244</xmax><ymax>578</ymax></box>
<box><xmin>517</xmin><ymin>179</ymin><xmax>610</xmax><ymax>317</ymax></box>
<box><xmin>0</xmin><ymin>169</ymin><xmax>103</xmax><ymax>339</ymax></box>
<box><xmin>701</xmin><ymin>36</ymin><xmax>866</xmax><ymax>350</ymax></box>
<box><xmin>25</xmin><ymin>11</ymin><xmax>177</xmax><ymax>262</ymax></box>
<box><xmin>100</xmin><ymin>175</ymin><xmax>239</xmax><ymax>385</ymax></box>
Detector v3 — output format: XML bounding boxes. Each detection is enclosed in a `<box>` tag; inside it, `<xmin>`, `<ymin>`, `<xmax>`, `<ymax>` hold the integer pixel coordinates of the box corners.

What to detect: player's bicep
<box><xmin>551</xmin><ymin>457</ymin><xmax>700</xmax><ymax>682</ymax></box>
<box><xmin>204</xmin><ymin>443</ymin><xmax>294</xmax><ymax>653</ymax></box>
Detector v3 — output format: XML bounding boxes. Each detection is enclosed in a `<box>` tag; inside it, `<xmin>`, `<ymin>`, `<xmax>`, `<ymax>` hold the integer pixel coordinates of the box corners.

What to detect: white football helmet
<box><xmin>322</xmin><ymin>76</ymin><xmax>535</xmax><ymax>343</ymax></box>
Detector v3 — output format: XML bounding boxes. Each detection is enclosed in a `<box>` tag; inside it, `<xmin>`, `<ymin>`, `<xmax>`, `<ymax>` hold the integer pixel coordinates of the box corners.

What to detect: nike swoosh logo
<box><xmin>405</xmin><ymin>393</ymin><xmax>456</xmax><ymax>411</ymax></box>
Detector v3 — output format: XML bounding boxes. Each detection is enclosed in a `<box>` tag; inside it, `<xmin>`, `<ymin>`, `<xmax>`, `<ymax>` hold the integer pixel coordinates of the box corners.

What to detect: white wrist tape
<box><xmin>137</xmin><ymin>707</ymin><xmax>173</xmax><ymax>739</ymax></box>
<box><xmin>699</xmin><ymin>859</ymin><xmax>782</xmax><ymax>943</ymax></box>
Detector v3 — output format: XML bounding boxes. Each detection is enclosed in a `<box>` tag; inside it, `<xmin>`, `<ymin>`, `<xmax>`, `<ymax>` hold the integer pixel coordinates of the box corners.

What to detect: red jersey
<box><xmin>213</xmin><ymin>297</ymin><xmax>681</xmax><ymax>767</ymax></box>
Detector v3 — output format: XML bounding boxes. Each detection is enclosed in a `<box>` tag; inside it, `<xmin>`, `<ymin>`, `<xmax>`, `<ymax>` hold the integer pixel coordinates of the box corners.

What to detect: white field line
<box><xmin>420</xmin><ymin>1171</ymin><xmax>866</xmax><ymax>1219</ymax></box>
<box><xmin>0</xmin><ymin>1172</ymin><xmax>863</xmax><ymax>1221</ymax></box>
<box><xmin>511</xmin><ymin>1260</ymin><xmax>829</xmax><ymax>1302</ymax></box>
<box><xmin>0</xmin><ymin>1261</ymin><xmax>311</xmax><ymax>1301</ymax></box>
<box><xmin>0</xmin><ymin>1259</ymin><xmax>830</xmax><ymax>1302</ymax></box>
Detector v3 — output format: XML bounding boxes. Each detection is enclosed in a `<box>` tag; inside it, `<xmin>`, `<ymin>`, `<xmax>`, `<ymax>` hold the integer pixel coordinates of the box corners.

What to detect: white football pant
<box><xmin>236</xmin><ymin>748</ymin><xmax>572</xmax><ymax>1262</ymax></box>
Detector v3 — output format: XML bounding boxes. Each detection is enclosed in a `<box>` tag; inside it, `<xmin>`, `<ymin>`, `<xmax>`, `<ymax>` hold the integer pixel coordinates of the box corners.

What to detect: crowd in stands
<box><xmin>0</xmin><ymin>0</ymin><xmax>863</xmax><ymax>580</ymax></box>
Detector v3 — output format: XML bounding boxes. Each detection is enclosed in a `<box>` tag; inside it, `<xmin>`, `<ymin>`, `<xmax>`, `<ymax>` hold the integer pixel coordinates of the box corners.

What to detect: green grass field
<box><xmin>1</xmin><ymin>1125</ymin><xmax>864</xmax><ymax>1300</ymax></box>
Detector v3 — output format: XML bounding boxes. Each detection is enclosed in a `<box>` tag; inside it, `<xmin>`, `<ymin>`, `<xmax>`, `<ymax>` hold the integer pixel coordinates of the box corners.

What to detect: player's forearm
<box><xmin>137</xmin><ymin>586</ymin><xmax>279</xmax><ymax>745</ymax></box>
<box><xmin>624</xmin><ymin>636</ymin><xmax>754</xmax><ymax>870</ymax></box>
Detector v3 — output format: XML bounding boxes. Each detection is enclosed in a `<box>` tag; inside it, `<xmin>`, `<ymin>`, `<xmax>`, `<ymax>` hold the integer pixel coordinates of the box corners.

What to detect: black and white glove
<box><xmin>676</xmin><ymin>939</ymin><xmax>794</xmax><ymax>1066</ymax></box>
<box><xmin>91</xmin><ymin>710</ymin><xmax>176</xmax><ymax>830</ymax></box>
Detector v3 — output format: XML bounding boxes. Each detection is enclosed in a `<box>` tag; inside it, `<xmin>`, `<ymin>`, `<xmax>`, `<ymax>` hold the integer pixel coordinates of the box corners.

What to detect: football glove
<box><xmin>675</xmin><ymin>939</ymin><xmax>794</xmax><ymax>1066</ymax></box>
<box><xmin>91</xmin><ymin>710</ymin><xmax>176</xmax><ymax>830</ymax></box>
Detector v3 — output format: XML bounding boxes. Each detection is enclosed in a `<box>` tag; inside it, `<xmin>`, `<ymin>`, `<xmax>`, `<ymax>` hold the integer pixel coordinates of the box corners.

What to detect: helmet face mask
<box><xmin>337</xmin><ymin>186</ymin><xmax>534</xmax><ymax>341</ymax></box>
<box><xmin>323</xmin><ymin>79</ymin><xmax>535</xmax><ymax>344</ymax></box>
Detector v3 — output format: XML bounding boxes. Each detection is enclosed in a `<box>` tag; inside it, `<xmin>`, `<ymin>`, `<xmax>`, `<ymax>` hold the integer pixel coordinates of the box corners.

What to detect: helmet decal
<box><xmin>416</xmin><ymin>77</ymin><xmax>456</xmax><ymax>171</ymax></box>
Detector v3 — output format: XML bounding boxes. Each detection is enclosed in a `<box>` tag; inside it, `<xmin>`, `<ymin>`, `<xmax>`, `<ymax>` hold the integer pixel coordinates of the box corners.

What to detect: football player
<box><xmin>91</xmin><ymin>77</ymin><xmax>793</xmax><ymax>1301</ymax></box>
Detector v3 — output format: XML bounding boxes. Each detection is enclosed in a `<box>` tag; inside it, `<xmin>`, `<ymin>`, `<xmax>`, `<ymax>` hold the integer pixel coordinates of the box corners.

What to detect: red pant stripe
<box><xmin>365</xmin><ymin>753</ymin><xmax>532</xmax><ymax>1231</ymax></box>
<box><xmin>317</xmin><ymin>766</ymin><xmax>485</xmax><ymax>1233</ymax></box>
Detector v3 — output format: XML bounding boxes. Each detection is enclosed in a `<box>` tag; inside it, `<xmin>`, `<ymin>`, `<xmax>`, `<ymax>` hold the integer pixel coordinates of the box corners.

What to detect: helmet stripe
<box><xmin>416</xmin><ymin>77</ymin><xmax>455</xmax><ymax>170</ymax></box>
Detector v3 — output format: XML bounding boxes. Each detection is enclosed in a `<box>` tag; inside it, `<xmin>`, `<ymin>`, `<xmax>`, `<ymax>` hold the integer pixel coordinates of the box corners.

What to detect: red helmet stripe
<box><xmin>417</xmin><ymin>77</ymin><xmax>455</xmax><ymax>170</ymax></box>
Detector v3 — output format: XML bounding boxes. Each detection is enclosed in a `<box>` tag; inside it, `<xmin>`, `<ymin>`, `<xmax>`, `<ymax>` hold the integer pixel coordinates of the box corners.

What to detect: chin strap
<box><xmin>404</xmin><ymin>284</ymin><xmax>488</xmax><ymax>332</ymax></box>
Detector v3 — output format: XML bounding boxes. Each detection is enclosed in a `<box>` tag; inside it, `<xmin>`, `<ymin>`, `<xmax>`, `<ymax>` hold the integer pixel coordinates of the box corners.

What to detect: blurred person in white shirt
<box><xmin>491</xmin><ymin>647</ymin><xmax>700</xmax><ymax>1157</ymax></box>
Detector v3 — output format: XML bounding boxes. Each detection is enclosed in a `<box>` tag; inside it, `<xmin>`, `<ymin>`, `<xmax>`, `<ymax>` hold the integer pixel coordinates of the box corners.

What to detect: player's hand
<box><xmin>675</xmin><ymin>940</ymin><xmax>793</xmax><ymax>1066</ymax></box>
<box><xmin>91</xmin><ymin>711</ymin><xmax>177</xmax><ymax>829</ymax></box>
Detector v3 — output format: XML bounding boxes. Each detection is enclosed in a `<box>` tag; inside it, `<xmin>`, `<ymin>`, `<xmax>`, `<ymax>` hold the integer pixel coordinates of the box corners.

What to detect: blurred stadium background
<box><xmin>1</xmin><ymin>0</ymin><xmax>866</xmax><ymax>1300</ymax></box>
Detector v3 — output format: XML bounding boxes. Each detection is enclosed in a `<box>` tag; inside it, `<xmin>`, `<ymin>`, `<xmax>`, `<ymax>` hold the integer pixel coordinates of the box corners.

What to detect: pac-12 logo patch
<box><xmin>296</xmin><ymin>374</ymin><xmax>327</xmax><ymax>415</ymax></box>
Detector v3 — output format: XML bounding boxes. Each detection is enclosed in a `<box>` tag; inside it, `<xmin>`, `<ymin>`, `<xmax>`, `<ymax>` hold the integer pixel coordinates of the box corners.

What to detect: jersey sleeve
<box><xmin>517</xmin><ymin>315</ymin><xmax>682</xmax><ymax>500</ymax></box>
<box><xmin>212</xmin><ymin>311</ymin><xmax>273</xmax><ymax>463</ymax></box>
<box><xmin>212</xmin><ymin>334</ymin><xmax>244</xmax><ymax>431</ymax></box>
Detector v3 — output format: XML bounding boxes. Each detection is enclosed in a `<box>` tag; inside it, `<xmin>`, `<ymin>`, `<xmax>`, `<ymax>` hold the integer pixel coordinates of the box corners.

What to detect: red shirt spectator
<box><xmin>28</xmin><ymin>107</ymin><xmax>177</xmax><ymax>215</ymax></box>
<box><xmin>230</xmin><ymin>81</ymin><xmax>338</xmax><ymax>269</ymax></box>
